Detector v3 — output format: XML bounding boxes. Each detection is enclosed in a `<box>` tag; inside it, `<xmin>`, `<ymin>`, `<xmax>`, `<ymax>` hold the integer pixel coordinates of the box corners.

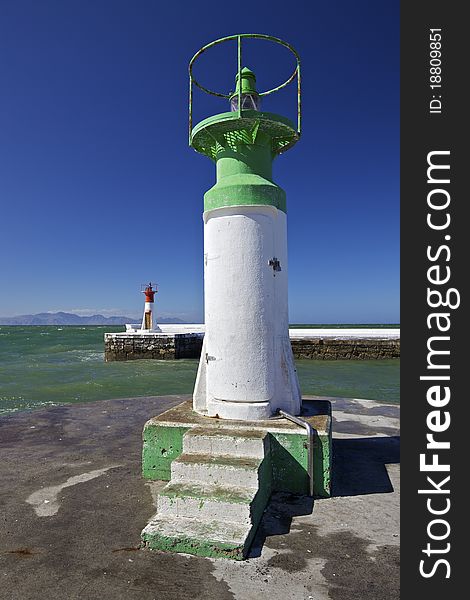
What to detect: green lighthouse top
<box><xmin>188</xmin><ymin>34</ymin><xmax>301</xmax><ymax>160</ymax></box>
<box><xmin>233</xmin><ymin>67</ymin><xmax>258</xmax><ymax>95</ymax></box>
<box><xmin>230</xmin><ymin>67</ymin><xmax>260</xmax><ymax>111</ymax></box>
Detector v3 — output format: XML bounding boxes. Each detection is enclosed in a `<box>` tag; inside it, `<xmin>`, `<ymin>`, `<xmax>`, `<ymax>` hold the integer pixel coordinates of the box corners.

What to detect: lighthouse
<box><xmin>140</xmin><ymin>37</ymin><xmax>332</xmax><ymax>559</ymax></box>
<box><xmin>140</xmin><ymin>282</ymin><xmax>161</xmax><ymax>332</ymax></box>
<box><xmin>190</xmin><ymin>35</ymin><xmax>302</xmax><ymax>420</ymax></box>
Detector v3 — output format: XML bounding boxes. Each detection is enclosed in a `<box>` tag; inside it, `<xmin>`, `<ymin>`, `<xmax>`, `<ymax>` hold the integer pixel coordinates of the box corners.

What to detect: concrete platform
<box><xmin>0</xmin><ymin>394</ymin><xmax>399</xmax><ymax>599</ymax></box>
<box><xmin>142</xmin><ymin>399</ymin><xmax>332</xmax><ymax>499</ymax></box>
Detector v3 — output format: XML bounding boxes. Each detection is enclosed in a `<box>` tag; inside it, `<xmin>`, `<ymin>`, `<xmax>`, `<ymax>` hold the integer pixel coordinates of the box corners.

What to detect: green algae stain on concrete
<box><xmin>142</xmin><ymin>530</ymin><xmax>246</xmax><ymax>560</ymax></box>
<box><xmin>161</xmin><ymin>483</ymin><xmax>253</xmax><ymax>505</ymax></box>
<box><xmin>142</xmin><ymin>424</ymin><xmax>188</xmax><ymax>480</ymax></box>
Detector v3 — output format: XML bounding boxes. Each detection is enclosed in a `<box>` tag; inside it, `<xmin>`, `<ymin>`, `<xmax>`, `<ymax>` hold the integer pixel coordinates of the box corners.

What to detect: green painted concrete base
<box><xmin>142</xmin><ymin>400</ymin><xmax>332</xmax><ymax>499</ymax></box>
<box><xmin>141</xmin><ymin>400</ymin><xmax>331</xmax><ymax>559</ymax></box>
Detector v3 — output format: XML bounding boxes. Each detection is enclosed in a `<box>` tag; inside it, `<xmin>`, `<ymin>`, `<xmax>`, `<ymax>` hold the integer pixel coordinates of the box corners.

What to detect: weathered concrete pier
<box><xmin>104</xmin><ymin>325</ymin><xmax>400</xmax><ymax>361</ymax></box>
<box><xmin>0</xmin><ymin>394</ymin><xmax>399</xmax><ymax>599</ymax></box>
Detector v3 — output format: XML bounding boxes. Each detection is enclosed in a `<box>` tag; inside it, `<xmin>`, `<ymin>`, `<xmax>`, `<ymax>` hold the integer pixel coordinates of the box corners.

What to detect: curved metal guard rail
<box><xmin>278</xmin><ymin>409</ymin><xmax>316</xmax><ymax>497</ymax></box>
<box><xmin>188</xmin><ymin>33</ymin><xmax>301</xmax><ymax>145</ymax></box>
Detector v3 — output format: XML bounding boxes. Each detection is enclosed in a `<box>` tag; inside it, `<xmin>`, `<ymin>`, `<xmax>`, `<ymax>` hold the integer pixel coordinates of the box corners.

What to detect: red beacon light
<box><xmin>141</xmin><ymin>282</ymin><xmax>158</xmax><ymax>303</ymax></box>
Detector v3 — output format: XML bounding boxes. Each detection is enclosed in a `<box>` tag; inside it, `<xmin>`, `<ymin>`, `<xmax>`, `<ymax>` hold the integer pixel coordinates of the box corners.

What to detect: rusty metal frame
<box><xmin>189</xmin><ymin>34</ymin><xmax>301</xmax><ymax>145</ymax></box>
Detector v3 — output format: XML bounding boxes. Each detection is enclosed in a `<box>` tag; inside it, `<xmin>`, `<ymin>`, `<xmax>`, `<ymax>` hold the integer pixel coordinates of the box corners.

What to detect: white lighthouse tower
<box><xmin>190</xmin><ymin>38</ymin><xmax>302</xmax><ymax>421</ymax></box>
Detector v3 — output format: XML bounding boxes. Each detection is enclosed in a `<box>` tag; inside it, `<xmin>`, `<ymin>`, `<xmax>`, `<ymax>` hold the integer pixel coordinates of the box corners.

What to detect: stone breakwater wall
<box><xmin>104</xmin><ymin>333</ymin><xmax>204</xmax><ymax>361</ymax></box>
<box><xmin>290</xmin><ymin>337</ymin><xmax>400</xmax><ymax>360</ymax></box>
<box><xmin>104</xmin><ymin>332</ymin><xmax>399</xmax><ymax>361</ymax></box>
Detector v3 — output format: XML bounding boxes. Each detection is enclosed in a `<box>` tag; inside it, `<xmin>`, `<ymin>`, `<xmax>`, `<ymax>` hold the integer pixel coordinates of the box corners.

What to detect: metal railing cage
<box><xmin>140</xmin><ymin>283</ymin><xmax>158</xmax><ymax>292</ymax></box>
<box><xmin>188</xmin><ymin>34</ymin><xmax>301</xmax><ymax>146</ymax></box>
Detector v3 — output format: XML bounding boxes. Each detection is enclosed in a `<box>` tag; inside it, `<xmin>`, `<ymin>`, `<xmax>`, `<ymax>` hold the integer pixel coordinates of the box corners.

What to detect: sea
<box><xmin>0</xmin><ymin>325</ymin><xmax>400</xmax><ymax>415</ymax></box>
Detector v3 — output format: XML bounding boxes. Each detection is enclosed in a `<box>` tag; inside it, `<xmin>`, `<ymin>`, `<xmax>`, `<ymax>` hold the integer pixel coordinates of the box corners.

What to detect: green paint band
<box><xmin>204</xmin><ymin>138</ymin><xmax>287</xmax><ymax>213</ymax></box>
<box><xmin>190</xmin><ymin>103</ymin><xmax>299</xmax><ymax>213</ymax></box>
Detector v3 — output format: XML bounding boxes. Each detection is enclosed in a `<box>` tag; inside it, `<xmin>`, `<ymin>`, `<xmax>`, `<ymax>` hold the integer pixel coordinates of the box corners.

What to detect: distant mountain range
<box><xmin>0</xmin><ymin>312</ymin><xmax>184</xmax><ymax>326</ymax></box>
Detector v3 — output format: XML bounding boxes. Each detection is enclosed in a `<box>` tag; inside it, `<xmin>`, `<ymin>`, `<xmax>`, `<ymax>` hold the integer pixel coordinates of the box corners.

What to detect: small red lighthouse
<box><xmin>141</xmin><ymin>282</ymin><xmax>160</xmax><ymax>331</ymax></box>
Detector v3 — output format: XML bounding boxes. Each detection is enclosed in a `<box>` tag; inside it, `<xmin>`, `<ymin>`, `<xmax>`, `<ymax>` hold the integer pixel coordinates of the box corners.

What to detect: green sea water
<box><xmin>0</xmin><ymin>326</ymin><xmax>400</xmax><ymax>414</ymax></box>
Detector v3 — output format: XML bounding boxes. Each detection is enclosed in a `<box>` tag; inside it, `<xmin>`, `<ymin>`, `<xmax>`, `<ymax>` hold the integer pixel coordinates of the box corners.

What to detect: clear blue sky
<box><xmin>0</xmin><ymin>0</ymin><xmax>399</xmax><ymax>323</ymax></box>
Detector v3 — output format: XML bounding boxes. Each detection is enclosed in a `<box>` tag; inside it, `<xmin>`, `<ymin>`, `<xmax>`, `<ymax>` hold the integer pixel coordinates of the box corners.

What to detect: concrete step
<box><xmin>141</xmin><ymin>514</ymin><xmax>254</xmax><ymax>560</ymax></box>
<box><xmin>182</xmin><ymin>427</ymin><xmax>270</xmax><ymax>459</ymax></box>
<box><xmin>157</xmin><ymin>481</ymin><xmax>262</xmax><ymax>525</ymax></box>
<box><xmin>142</xmin><ymin>428</ymin><xmax>274</xmax><ymax>560</ymax></box>
<box><xmin>170</xmin><ymin>452</ymin><xmax>266</xmax><ymax>489</ymax></box>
